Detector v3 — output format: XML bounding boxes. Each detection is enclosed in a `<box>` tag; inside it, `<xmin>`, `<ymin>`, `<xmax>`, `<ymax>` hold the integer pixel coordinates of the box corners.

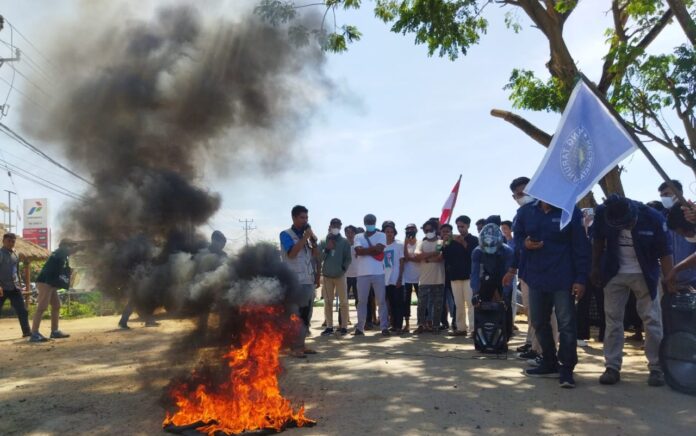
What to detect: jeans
<box><xmin>419</xmin><ymin>284</ymin><xmax>444</xmax><ymax>328</ymax></box>
<box><xmin>0</xmin><ymin>288</ymin><xmax>30</xmax><ymax>335</ymax></box>
<box><xmin>441</xmin><ymin>283</ymin><xmax>455</xmax><ymax>328</ymax></box>
<box><xmin>386</xmin><ymin>285</ymin><xmax>405</xmax><ymax>330</ymax></box>
<box><xmin>603</xmin><ymin>273</ymin><xmax>662</xmax><ymax>371</ymax></box>
<box><xmin>529</xmin><ymin>287</ymin><xmax>577</xmax><ymax>370</ymax></box>
<box><xmin>356</xmin><ymin>275</ymin><xmax>388</xmax><ymax>331</ymax></box>
<box><xmin>119</xmin><ymin>300</ymin><xmax>156</xmax><ymax>326</ymax></box>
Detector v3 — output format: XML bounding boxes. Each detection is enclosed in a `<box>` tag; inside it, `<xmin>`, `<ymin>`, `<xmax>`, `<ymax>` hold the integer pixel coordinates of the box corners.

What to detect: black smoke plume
<box><xmin>22</xmin><ymin>5</ymin><xmax>327</xmax><ymax>328</ymax></box>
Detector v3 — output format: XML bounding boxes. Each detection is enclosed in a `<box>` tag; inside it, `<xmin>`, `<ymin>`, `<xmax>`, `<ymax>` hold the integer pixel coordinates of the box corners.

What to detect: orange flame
<box><xmin>163</xmin><ymin>306</ymin><xmax>314</xmax><ymax>435</ymax></box>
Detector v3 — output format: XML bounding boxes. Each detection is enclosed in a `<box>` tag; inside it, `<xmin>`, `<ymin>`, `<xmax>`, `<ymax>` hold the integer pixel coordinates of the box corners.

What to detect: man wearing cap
<box><xmin>402</xmin><ymin>223</ymin><xmax>420</xmax><ymax>332</ymax></box>
<box><xmin>319</xmin><ymin>218</ymin><xmax>352</xmax><ymax>336</ymax></box>
<box><xmin>353</xmin><ymin>214</ymin><xmax>389</xmax><ymax>336</ymax></box>
<box><xmin>513</xmin><ymin>197</ymin><xmax>590</xmax><ymax>388</ymax></box>
<box><xmin>30</xmin><ymin>239</ymin><xmax>80</xmax><ymax>342</ymax></box>
<box><xmin>0</xmin><ymin>233</ymin><xmax>31</xmax><ymax>338</ymax></box>
<box><xmin>382</xmin><ymin>221</ymin><xmax>405</xmax><ymax>332</ymax></box>
<box><xmin>591</xmin><ymin>194</ymin><xmax>674</xmax><ymax>386</ymax></box>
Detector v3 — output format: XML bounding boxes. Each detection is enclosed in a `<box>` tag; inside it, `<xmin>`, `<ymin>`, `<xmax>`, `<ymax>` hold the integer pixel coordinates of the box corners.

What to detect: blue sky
<box><xmin>0</xmin><ymin>1</ymin><xmax>692</xmax><ymax>250</ymax></box>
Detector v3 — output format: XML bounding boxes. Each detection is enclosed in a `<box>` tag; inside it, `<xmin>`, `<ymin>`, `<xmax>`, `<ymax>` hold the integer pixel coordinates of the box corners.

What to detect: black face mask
<box><xmin>406</xmin><ymin>231</ymin><xmax>416</xmax><ymax>239</ymax></box>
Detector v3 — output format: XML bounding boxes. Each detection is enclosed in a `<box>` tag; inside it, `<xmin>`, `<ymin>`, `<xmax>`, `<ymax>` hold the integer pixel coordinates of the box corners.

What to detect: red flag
<box><xmin>440</xmin><ymin>175</ymin><xmax>462</xmax><ymax>225</ymax></box>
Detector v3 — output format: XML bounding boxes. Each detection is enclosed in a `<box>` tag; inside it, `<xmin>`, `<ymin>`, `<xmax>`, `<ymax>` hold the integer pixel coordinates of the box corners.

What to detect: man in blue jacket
<box><xmin>591</xmin><ymin>194</ymin><xmax>674</xmax><ymax>387</ymax></box>
<box><xmin>513</xmin><ymin>198</ymin><xmax>590</xmax><ymax>388</ymax></box>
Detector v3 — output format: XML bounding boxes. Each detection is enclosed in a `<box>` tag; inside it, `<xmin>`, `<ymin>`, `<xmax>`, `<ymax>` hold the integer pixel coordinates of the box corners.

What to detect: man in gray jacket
<box><xmin>0</xmin><ymin>233</ymin><xmax>30</xmax><ymax>338</ymax></box>
<box><xmin>319</xmin><ymin>218</ymin><xmax>352</xmax><ymax>336</ymax></box>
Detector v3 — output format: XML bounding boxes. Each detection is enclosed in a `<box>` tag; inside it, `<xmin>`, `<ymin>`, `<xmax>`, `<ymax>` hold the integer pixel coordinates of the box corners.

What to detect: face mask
<box><xmin>425</xmin><ymin>232</ymin><xmax>436</xmax><ymax>239</ymax></box>
<box><xmin>661</xmin><ymin>196</ymin><xmax>676</xmax><ymax>209</ymax></box>
<box><xmin>516</xmin><ymin>195</ymin><xmax>534</xmax><ymax>207</ymax></box>
<box><xmin>406</xmin><ymin>231</ymin><xmax>416</xmax><ymax>238</ymax></box>
<box><xmin>330</xmin><ymin>228</ymin><xmax>340</xmax><ymax>236</ymax></box>
<box><xmin>685</xmin><ymin>235</ymin><xmax>696</xmax><ymax>243</ymax></box>
<box><xmin>366</xmin><ymin>225</ymin><xmax>376</xmax><ymax>232</ymax></box>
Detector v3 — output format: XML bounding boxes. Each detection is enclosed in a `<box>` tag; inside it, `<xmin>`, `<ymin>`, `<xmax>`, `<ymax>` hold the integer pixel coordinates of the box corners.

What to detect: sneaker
<box><xmin>118</xmin><ymin>323</ymin><xmax>131</xmax><ymax>330</ymax></box>
<box><xmin>412</xmin><ymin>326</ymin><xmax>424</xmax><ymax>334</ymax></box>
<box><xmin>447</xmin><ymin>330</ymin><xmax>467</xmax><ymax>337</ymax></box>
<box><xmin>352</xmin><ymin>329</ymin><xmax>364</xmax><ymax>336</ymax></box>
<box><xmin>559</xmin><ymin>368</ymin><xmax>576</xmax><ymax>388</ymax></box>
<box><xmin>517</xmin><ymin>349</ymin><xmax>539</xmax><ymax>360</ymax></box>
<box><xmin>50</xmin><ymin>330</ymin><xmax>70</xmax><ymax>339</ymax></box>
<box><xmin>29</xmin><ymin>332</ymin><xmax>49</xmax><ymax>343</ymax></box>
<box><xmin>22</xmin><ymin>332</ymin><xmax>31</xmax><ymax>338</ymax></box>
<box><xmin>438</xmin><ymin>324</ymin><xmax>449</xmax><ymax>331</ymax></box>
<box><xmin>599</xmin><ymin>368</ymin><xmax>621</xmax><ymax>385</ymax></box>
<box><xmin>290</xmin><ymin>349</ymin><xmax>306</xmax><ymax>358</ymax></box>
<box><xmin>524</xmin><ymin>364</ymin><xmax>559</xmax><ymax>378</ymax></box>
<box><xmin>516</xmin><ymin>343</ymin><xmax>532</xmax><ymax>353</ymax></box>
<box><xmin>320</xmin><ymin>328</ymin><xmax>334</xmax><ymax>337</ymax></box>
<box><xmin>339</xmin><ymin>328</ymin><xmax>348</xmax><ymax>336</ymax></box>
<box><xmin>381</xmin><ymin>329</ymin><xmax>391</xmax><ymax>336</ymax></box>
<box><xmin>303</xmin><ymin>348</ymin><xmax>317</xmax><ymax>355</ymax></box>
<box><xmin>577</xmin><ymin>339</ymin><xmax>588</xmax><ymax>347</ymax></box>
<box><xmin>144</xmin><ymin>321</ymin><xmax>160</xmax><ymax>327</ymax></box>
<box><xmin>527</xmin><ymin>356</ymin><xmax>543</xmax><ymax>367</ymax></box>
<box><xmin>364</xmin><ymin>323</ymin><xmax>374</xmax><ymax>331</ymax></box>
<box><xmin>647</xmin><ymin>370</ymin><xmax>665</xmax><ymax>387</ymax></box>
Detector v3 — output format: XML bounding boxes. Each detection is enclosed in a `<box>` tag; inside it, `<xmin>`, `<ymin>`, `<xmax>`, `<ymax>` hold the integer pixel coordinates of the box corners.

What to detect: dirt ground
<box><xmin>1</xmin><ymin>306</ymin><xmax>695</xmax><ymax>436</ymax></box>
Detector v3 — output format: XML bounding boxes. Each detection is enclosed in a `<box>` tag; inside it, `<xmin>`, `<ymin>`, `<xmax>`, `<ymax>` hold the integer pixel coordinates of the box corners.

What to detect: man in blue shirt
<box><xmin>591</xmin><ymin>194</ymin><xmax>674</xmax><ymax>387</ymax></box>
<box><xmin>280</xmin><ymin>205</ymin><xmax>319</xmax><ymax>357</ymax></box>
<box><xmin>513</xmin><ymin>198</ymin><xmax>590</xmax><ymax>388</ymax></box>
<box><xmin>659</xmin><ymin>180</ymin><xmax>696</xmax><ymax>290</ymax></box>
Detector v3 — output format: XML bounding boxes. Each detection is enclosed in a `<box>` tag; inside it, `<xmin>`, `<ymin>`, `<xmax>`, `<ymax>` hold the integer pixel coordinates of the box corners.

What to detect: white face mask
<box><xmin>425</xmin><ymin>232</ymin><xmax>436</xmax><ymax>239</ymax></box>
<box><xmin>661</xmin><ymin>196</ymin><xmax>676</xmax><ymax>209</ymax></box>
<box><xmin>685</xmin><ymin>235</ymin><xmax>696</xmax><ymax>243</ymax></box>
<box><xmin>330</xmin><ymin>228</ymin><xmax>340</xmax><ymax>236</ymax></box>
<box><xmin>516</xmin><ymin>195</ymin><xmax>534</xmax><ymax>207</ymax></box>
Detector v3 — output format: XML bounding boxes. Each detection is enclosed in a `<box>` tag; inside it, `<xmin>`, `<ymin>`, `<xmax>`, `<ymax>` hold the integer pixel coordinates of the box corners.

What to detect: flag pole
<box><xmin>448</xmin><ymin>174</ymin><xmax>462</xmax><ymax>225</ymax></box>
<box><xmin>576</xmin><ymin>73</ymin><xmax>689</xmax><ymax>206</ymax></box>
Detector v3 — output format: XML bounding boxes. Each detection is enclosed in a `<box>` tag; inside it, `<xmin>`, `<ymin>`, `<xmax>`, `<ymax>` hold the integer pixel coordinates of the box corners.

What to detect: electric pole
<box><xmin>4</xmin><ymin>190</ymin><xmax>15</xmax><ymax>232</ymax></box>
<box><xmin>0</xmin><ymin>16</ymin><xmax>22</xmax><ymax>118</ymax></box>
<box><xmin>239</xmin><ymin>219</ymin><xmax>256</xmax><ymax>246</ymax></box>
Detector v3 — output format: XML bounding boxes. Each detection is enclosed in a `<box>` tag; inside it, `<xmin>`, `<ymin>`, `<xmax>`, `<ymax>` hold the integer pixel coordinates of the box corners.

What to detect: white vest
<box><xmin>280</xmin><ymin>228</ymin><xmax>315</xmax><ymax>285</ymax></box>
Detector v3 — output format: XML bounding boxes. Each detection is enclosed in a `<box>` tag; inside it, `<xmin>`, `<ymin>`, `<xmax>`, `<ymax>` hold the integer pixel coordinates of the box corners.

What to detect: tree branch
<box><xmin>490</xmin><ymin>108</ymin><xmax>552</xmax><ymax>146</ymax></box>
<box><xmin>666</xmin><ymin>0</ymin><xmax>696</xmax><ymax>46</ymax></box>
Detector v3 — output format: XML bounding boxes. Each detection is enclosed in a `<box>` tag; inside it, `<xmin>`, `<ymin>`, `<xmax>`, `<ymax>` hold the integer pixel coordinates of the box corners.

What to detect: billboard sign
<box><xmin>23</xmin><ymin>198</ymin><xmax>48</xmax><ymax>229</ymax></box>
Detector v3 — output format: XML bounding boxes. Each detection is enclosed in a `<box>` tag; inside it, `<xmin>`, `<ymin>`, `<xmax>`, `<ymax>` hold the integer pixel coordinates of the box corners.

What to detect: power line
<box><xmin>0</xmin><ymin>122</ymin><xmax>93</xmax><ymax>186</ymax></box>
<box><xmin>5</xmin><ymin>19</ymin><xmax>61</xmax><ymax>74</ymax></box>
<box><xmin>0</xmin><ymin>74</ymin><xmax>43</xmax><ymax>110</ymax></box>
<box><xmin>0</xmin><ymin>38</ymin><xmax>54</xmax><ymax>84</ymax></box>
<box><xmin>0</xmin><ymin>154</ymin><xmax>85</xmax><ymax>201</ymax></box>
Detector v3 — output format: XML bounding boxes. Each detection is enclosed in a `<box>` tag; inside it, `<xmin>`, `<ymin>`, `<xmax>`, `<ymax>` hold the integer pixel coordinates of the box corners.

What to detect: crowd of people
<box><xmin>280</xmin><ymin>176</ymin><xmax>696</xmax><ymax>390</ymax></box>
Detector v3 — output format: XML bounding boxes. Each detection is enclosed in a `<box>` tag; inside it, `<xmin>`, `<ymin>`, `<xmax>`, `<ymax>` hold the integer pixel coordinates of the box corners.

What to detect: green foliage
<box><xmin>374</xmin><ymin>0</ymin><xmax>487</xmax><ymax>60</ymax></box>
<box><xmin>504</xmin><ymin>10</ymin><xmax>522</xmax><ymax>34</ymax></box>
<box><xmin>254</xmin><ymin>0</ymin><xmax>297</xmax><ymax>25</ymax></box>
<box><xmin>504</xmin><ymin>69</ymin><xmax>567</xmax><ymax>113</ymax></box>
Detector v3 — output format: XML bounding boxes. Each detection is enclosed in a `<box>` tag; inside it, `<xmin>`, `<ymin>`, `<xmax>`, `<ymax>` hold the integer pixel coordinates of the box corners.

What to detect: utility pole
<box><xmin>239</xmin><ymin>219</ymin><xmax>256</xmax><ymax>247</ymax></box>
<box><xmin>4</xmin><ymin>190</ymin><xmax>15</xmax><ymax>232</ymax></box>
<box><xmin>0</xmin><ymin>16</ymin><xmax>22</xmax><ymax>118</ymax></box>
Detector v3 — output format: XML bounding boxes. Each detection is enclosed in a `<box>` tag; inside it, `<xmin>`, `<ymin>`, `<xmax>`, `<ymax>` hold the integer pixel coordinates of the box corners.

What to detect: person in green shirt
<box><xmin>319</xmin><ymin>218</ymin><xmax>352</xmax><ymax>336</ymax></box>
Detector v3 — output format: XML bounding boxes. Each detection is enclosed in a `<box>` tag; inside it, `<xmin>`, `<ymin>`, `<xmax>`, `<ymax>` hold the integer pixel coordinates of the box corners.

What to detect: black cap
<box><xmin>605</xmin><ymin>194</ymin><xmax>637</xmax><ymax>228</ymax></box>
<box><xmin>330</xmin><ymin>218</ymin><xmax>342</xmax><ymax>226</ymax></box>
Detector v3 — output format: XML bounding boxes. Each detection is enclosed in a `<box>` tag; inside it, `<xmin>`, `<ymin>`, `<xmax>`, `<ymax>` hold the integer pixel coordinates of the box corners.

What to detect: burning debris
<box><xmin>163</xmin><ymin>307</ymin><xmax>315</xmax><ymax>435</ymax></box>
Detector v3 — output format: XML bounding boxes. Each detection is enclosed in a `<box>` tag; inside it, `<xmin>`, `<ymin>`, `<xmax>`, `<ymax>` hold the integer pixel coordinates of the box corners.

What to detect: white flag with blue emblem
<box><xmin>525</xmin><ymin>80</ymin><xmax>639</xmax><ymax>229</ymax></box>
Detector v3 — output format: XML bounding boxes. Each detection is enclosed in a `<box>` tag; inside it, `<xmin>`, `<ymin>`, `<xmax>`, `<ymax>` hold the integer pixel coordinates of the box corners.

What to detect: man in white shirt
<box><xmin>382</xmin><ymin>221</ymin><xmax>405</xmax><ymax>332</ymax></box>
<box><xmin>414</xmin><ymin>220</ymin><xmax>445</xmax><ymax>334</ymax></box>
<box><xmin>353</xmin><ymin>214</ymin><xmax>389</xmax><ymax>336</ymax></box>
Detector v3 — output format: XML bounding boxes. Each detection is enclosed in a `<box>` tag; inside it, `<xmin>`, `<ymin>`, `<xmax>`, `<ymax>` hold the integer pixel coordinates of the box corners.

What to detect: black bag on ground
<box><xmin>474</xmin><ymin>301</ymin><xmax>507</xmax><ymax>354</ymax></box>
<box><xmin>660</xmin><ymin>290</ymin><xmax>696</xmax><ymax>395</ymax></box>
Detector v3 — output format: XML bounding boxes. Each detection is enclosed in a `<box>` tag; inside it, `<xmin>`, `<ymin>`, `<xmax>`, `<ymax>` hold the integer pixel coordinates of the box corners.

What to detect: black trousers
<box><xmin>404</xmin><ymin>283</ymin><xmax>418</xmax><ymax>322</ymax></box>
<box><xmin>0</xmin><ymin>288</ymin><xmax>30</xmax><ymax>335</ymax></box>
<box><xmin>386</xmin><ymin>285</ymin><xmax>405</xmax><ymax>330</ymax></box>
<box><xmin>576</xmin><ymin>282</ymin><xmax>605</xmax><ymax>340</ymax></box>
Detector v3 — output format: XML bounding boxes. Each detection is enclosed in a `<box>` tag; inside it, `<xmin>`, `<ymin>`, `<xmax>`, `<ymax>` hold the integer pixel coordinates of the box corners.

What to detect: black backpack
<box><xmin>474</xmin><ymin>252</ymin><xmax>508</xmax><ymax>354</ymax></box>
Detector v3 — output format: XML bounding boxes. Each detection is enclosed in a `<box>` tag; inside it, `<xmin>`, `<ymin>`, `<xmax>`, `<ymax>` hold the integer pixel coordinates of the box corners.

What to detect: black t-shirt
<box><xmin>442</xmin><ymin>233</ymin><xmax>479</xmax><ymax>280</ymax></box>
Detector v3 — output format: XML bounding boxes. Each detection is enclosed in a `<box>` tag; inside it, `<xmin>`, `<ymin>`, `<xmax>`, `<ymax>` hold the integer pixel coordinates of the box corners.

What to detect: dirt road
<box><xmin>1</xmin><ymin>310</ymin><xmax>694</xmax><ymax>435</ymax></box>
